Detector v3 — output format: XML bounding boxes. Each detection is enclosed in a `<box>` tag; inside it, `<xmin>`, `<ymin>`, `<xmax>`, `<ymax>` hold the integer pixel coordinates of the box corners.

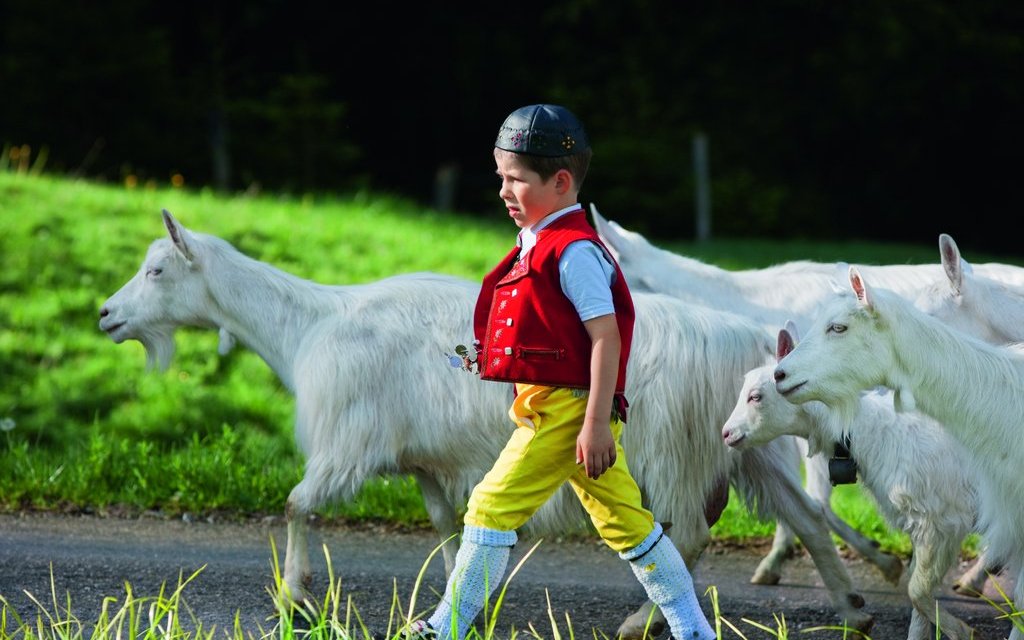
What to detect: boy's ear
<box><xmin>554</xmin><ymin>168</ymin><xmax>574</xmax><ymax>194</ymax></box>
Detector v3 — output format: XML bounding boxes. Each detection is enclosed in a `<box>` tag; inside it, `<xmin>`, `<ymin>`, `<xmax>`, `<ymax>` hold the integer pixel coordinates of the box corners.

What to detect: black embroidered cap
<box><xmin>494</xmin><ymin>104</ymin><xmax>590</xmax><ymax>157</ymax></box>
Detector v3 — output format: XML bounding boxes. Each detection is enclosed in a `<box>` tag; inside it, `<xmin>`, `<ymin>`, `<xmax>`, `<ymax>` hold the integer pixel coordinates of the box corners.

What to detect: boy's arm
<box><xmin>577</xmin><ymin>313</ymin><xmax>620</xmax><ymax>480</ymax></box>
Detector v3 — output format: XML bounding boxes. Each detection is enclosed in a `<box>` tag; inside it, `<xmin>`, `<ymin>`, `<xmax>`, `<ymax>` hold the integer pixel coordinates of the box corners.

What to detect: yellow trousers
<box><xmin>464</xmin><ymin>384</ymin><xmax>655</xmax><ymax>553</ymax></box>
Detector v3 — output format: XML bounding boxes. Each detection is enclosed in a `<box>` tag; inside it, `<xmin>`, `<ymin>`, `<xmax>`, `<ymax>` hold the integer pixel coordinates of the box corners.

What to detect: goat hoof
<box><xmin>616</xmin><ymin>615</ymin><xmax>665</xmax><ymax>640</ymax></box>
<box><xmin>750</xmin><ymin>568</ymin><xmax>781</xmax><ymax>585</ymax></box>
<box><xmin>275</xmin><ymin>576</ymin><xmax>314</xmax><ymax>613</ymax></box>
<box><xmin>880</xmin><ymin>556</ymin><xmax>903</xmax><ymax>585</ymax></box>
<box><xmin>847</xmin><ymin>592</ymin><xmax>866</xmax><ymax>609</ymax></box>
<box><xmin>845</xmin><ymin>612</ymin><xmax>873</xmax><ymax>634</ymax></box>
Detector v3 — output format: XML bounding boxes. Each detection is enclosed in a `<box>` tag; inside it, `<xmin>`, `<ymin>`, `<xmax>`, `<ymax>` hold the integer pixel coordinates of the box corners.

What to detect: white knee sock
<box><xmin>621</xmin><ymin>523</ymin><xmax>716</xmax><ymax>640</ymax></box>
<box><xmin>427</xmin><ymin>525</ymin><xmax>516</xmax><ymax>640</ymax></box>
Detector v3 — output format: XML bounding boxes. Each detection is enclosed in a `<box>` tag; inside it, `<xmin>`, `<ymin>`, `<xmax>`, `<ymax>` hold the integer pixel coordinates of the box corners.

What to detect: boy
<box><xmin>414</xmin><ymin>104</ymin><xmax>715</xmax><ymax>640</ymax></box>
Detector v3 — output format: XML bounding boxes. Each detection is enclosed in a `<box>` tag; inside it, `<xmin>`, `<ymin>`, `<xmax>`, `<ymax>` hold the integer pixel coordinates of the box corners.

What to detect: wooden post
<box><xmin>693</xmin><ymin>132</ymin><xmax>711</xmax><ymax>242</ymax></box>
<box><xmin>434</xmin><ymin>162</ymin><xmax>460</xmax><ymax>212</ymax></box>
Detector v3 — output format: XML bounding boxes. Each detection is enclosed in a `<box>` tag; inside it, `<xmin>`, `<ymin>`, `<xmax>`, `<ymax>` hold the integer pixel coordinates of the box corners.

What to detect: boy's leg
<box><xmin>619</xmin><ymin>523</ymin><xmax>715</xmax><ymax>640</ymax></box>
<box><xmin>463</xmin><ymin>385</ymin><xmax>588</xmax><ymax>532</ymax></box>
<box><xmin>425</xmin><ymin>525</ymin><xmax>517</xmax><ymax>640</ymax></box>
<box><xmin>568</xmin><ymin>426</ymin><xmax>715</xmax><ymax>640</ymax></box>
<box><xmin>419</xmin><ymin>385</ymin><xmax>583</xmax><ymax>639</ymax></box>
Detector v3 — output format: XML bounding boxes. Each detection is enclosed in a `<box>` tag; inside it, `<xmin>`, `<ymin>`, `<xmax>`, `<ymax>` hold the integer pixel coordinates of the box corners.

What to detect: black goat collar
<box><xmin>828</xmin><ymin>434</ymin><xmax>858</xmax><ymax>485</ymax></box>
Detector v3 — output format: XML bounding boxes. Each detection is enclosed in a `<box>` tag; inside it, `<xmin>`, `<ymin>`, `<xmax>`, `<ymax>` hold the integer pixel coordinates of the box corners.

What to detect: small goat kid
<box><xmin>724</xmin><ymin>327</ymin><xmax>980</xmax><ymax>640</ymax></box>
<box><xmin>99</xmin><ymin>211</ymin><xmax>874</xmax><ymax>636</ymax></box>
<box><xmin>774</xmin><ymin>266</ymin><xmax>1024</xmax><ymax>640</ymax></box>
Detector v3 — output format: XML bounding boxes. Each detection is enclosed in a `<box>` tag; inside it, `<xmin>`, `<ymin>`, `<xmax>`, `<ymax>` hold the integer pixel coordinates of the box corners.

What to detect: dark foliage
<box><xmin>1</xmin><ymin>1</ymin><xmax>1020</xmax><ymax>252</ymax></box>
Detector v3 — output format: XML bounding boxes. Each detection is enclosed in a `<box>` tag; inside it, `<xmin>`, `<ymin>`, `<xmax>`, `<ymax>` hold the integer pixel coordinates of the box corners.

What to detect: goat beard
<box><xmin>830</xmin><ymin>396</ymin><xmax>860</xmax><ymax>431</ymax></box>
<box><xmin>138</xmin><ymin>326</ymin><xmax>177</xmax><ymax>372</ymax></box>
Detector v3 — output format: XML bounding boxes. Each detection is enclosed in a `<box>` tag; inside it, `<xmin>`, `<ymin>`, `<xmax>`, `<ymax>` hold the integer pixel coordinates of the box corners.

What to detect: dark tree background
<box><xmin>2</xmin><ymin>1</ymin><xmax>1020</xmax><ymax>253</ymax></box>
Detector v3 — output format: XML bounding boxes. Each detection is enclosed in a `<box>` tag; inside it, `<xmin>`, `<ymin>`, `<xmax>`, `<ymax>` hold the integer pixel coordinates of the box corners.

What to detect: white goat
<box><xmin>592</xmin><ymin>206</ymin><xmax>1009</xmax><ymax>593</ymax></box>
<box><xmin>724</xmin><ymin>327</ymin><xmax>981</xmax><ymax>640</ymax></box>
<box><xmin>591</xmin><ymin>205</ymin><xmax>907</xmax><ymax>585</ymax></box>
<box><xmin>774</xmin><ymin>266</ymin><xmax>1024</xmax><ymax>640</ymax></box>
<box><xmin>911</xmin><ymin>233</ymin><xmax>1024</xmax><ymax>595</ymax></box>
<box><xmin>589</xmin><ymin>204</ymin><xmax>954</xmax><ymax>329</ymax></box>
<box><xmin>590</xmin><ymin>206</ymin><xmax>1024</xmax><ymax>314</ymax></box>
<box><xmin>914</xmin><ymin>233</ymin><xmax>1024</xmax><ymax>345</ymax></box>
<box><xmin>99</xmin><ymin>211</ymin><xmax>875</xmax><ymax>636</ymax></box>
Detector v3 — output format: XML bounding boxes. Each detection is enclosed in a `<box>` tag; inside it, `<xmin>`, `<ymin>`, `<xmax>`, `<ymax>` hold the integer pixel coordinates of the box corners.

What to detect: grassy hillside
<box><xmin>3</xmin><ymin>171</ymin><xmax>1011</xmax><ymax>554</ymax></box>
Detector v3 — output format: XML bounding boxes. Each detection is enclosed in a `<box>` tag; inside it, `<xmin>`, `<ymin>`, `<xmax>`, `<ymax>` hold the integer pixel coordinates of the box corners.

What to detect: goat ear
<box><xmin>783</xmin><ymin>319</ymin><xmax>801</xmax><ymax>343</ymax></box>
<box><xmin>591</xmin><ymin>205</ymin><xmax>648</xmax><ymax>254</ymax></box>
<box><xmin>938</xmin><ymin>233</ymin><xmax>963</xmax><ymax>294</ymax></box>
<box><xmin>590</xmin><ymin>202</ymin><xmax>621</xmax><ymax>252</ymax></box>
<box><xmin>591</xmin><ymin>203</ymin><xmax>622</xmax><ymax>262</ymax></box>
<box><xmin>589</xmin><ymin>202</ymin><xmax>605</xmax><ymax>229</ymax></box>
<box><xmin>828</xmin><ymin>262</ymin><xmax>849</xmax><ymax>294</ymax></box>
<box><xmin>162</xmin><ymin>209</ymin><xmax>196</xmax><ymax>263</ymax></box>
<box><xmin>776</xmin><ymin>329</ymin><xmax>796</xmax><ymax>361</ymax></box>
<box><xmin>848</xmin><ymin>266</ymin><xmax>874</xmax><ymax>311</ymax></box>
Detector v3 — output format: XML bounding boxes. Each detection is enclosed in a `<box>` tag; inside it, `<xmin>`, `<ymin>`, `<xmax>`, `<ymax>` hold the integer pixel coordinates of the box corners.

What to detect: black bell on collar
<box><xmin>828</xmin><ymin>437</ymin><xmax>858</xmax><ymax>486</ymax></box>
<box><xmin>495</xmin><ymin>104</ymin><xmax>590</xmax><ymax>157</ymax></box>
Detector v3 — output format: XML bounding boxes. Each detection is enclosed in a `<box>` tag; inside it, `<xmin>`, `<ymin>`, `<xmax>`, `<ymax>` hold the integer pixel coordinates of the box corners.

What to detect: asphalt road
<box><xmin>0</xmin><ymin>512</ymin><xmax>1014</xmax><ymax>639</ymax></box>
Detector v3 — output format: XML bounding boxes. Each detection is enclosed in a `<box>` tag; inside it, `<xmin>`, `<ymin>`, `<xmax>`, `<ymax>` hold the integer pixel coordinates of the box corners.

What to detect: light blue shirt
<box><xmin>520</xmin><ymin>205</ymin><xmax>616</xmax><ymax>322</ymax></box>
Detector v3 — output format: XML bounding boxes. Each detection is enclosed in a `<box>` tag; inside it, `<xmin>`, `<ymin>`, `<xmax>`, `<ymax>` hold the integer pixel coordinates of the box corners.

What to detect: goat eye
<box><xmin>828</xmin><ymin>323</ymin><xmax>847</xmax><ymax>334</ymax></box>
<box><xmin>748</xmin><ymin>392</ymin><xmax>761</xmax><ymax>403</ymax></box>
<box><xmin>147</xmin><ymin>267</ymin><xmax>163</xmax><ymax>277</ymax></box>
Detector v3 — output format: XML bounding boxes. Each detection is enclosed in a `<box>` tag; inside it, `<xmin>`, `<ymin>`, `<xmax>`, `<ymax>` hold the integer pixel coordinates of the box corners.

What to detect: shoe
<box><xmin>403</xmin><ymin>620</ymin><xmax>437</xmax><ymax>639</ymax></box>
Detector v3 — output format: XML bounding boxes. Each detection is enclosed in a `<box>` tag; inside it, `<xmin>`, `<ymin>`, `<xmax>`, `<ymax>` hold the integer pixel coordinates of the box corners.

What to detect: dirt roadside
<box><xmin>0</xmin><ymin>512</ymin><xmax>1014</xmax><ymax>639</ymax></box>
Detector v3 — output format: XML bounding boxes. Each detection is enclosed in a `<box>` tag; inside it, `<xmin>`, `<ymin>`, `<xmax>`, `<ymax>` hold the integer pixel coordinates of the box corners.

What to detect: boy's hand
<box><xmin>576</xmin><ymin>419</ymin><xmax>616</xmax><ymax>480</ymax></box>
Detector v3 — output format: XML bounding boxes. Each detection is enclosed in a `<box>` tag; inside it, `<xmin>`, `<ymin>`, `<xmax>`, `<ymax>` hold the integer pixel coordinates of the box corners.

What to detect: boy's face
<box><xmin>494</xmin><ymin>150</ymin><xmax>572</xmax><ymax>229</ymax></box>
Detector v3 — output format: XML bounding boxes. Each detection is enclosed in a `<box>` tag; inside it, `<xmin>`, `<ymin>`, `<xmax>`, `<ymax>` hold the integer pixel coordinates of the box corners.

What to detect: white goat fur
<box><xmin>99</xmin><ymin>211</ymin><xmax>876</xmax><ymax>635</ymax></box>
<box><xmin>591</xmin><ymin>206</ymin><xmax>909</xmax><ymax>583</ymax></box>
<box><xmin>592</xmin><ymin>205</ymin><xmax>1011</xmax><ymax>591</ymax></box>
<box><xmin>723</xmin><ymin>331</ymin><xmax>980</xmax><ymax>640</ymax></box>
<box><xmin>590</xmin><ymin>205</ymin><xmax>1024</xmax><ymax>332</ymax></box>
<box><xmin>913</xmin><ymin>234</ymin><xmax>1024</xmax><ymax>345</ymax></box>
<box><xmin>774</xmin><ymin>267</ymin><xmax>1024</xmax><ymax>640</ymax></box>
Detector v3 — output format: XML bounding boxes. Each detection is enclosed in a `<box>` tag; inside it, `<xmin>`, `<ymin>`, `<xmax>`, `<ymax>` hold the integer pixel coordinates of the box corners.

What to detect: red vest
<box><xmin>473</xmin><ymin>210</ymin><xmax>635</xmax><ymax>398</ymax></box>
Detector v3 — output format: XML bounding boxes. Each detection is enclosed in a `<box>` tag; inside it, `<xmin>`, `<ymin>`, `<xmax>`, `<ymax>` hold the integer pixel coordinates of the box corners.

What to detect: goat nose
<box><xmin>99</xmin><ymin>306</ymin><xmax>109</xmax><ymax>318</ymax></box>
<box><xmin>773</xmin><ymin>367</ymin><xmax>786</xmax><ymax>382</ymax></box>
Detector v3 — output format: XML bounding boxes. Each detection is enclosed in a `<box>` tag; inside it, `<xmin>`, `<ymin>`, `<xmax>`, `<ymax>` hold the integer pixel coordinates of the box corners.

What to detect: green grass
<box><xmin>0</xmin><ymin>540</ymin><xmax>866</xmax><ymax>640</ymax></box>
<box><xmin>5</xmin><ymin>538</ymin><xmax>1019</xmax><ymax>640</ymax></box>
<box><xmin>2</xmin><ymin>171</ymin><xmax>1018</xmax><ymax>554</ymax></box>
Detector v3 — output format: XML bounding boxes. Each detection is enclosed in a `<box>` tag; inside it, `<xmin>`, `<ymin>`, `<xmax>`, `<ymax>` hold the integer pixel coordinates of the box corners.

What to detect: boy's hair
<box><xmin>494</xmin><ymin>104</ymin><xmax>592</xmax><ymax>190</ymax></box>
<box><xmin>510</xmin><ymin>150</ymin><xmax>593</xmax><ymax>191</ymax></box>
